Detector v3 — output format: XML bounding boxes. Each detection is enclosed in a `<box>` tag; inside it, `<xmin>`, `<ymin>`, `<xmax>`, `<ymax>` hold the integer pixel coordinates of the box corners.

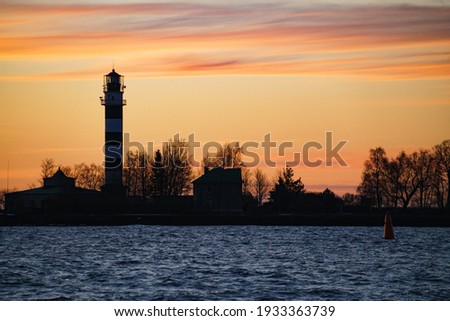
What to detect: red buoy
<box><xmin>383</xmin><ymin>212</ymin><xmax>395</xmax><ymax>239</ymax></box>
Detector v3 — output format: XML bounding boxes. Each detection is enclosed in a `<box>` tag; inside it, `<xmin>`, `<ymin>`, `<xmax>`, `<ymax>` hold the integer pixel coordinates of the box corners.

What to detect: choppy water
<box><xmin>0</xmin><ymin>225</ymin><xmax>449</xmax><ymax>300</ymax></box>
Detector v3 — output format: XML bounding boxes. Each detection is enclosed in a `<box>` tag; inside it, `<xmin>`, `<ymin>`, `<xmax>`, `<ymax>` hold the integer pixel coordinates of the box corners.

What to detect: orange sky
<box><xmin>1</xmin><ymin>0</ymin><xmax>449</xmax><ymax>194</ymax></box>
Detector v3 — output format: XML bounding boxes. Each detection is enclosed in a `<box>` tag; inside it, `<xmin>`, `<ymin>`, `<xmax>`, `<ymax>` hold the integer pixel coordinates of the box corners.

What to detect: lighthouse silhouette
<box><xmin>100</xmin><ymin>69</ymin><xmax>126</xmax><ymax>195</ymax></box>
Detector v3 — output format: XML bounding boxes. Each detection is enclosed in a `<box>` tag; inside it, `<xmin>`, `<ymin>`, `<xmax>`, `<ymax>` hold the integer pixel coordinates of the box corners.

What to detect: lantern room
<box><xmin>103</xmin><ymin>69</ymin><xmax>125</xmax><ymax>93</ymax></box>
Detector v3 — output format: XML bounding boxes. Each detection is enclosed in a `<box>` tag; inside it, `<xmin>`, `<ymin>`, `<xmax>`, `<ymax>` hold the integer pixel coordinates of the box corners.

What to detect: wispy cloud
<box><xmin>1</xmin><ymin>2</ymin><xmax>449</xmax><ymax>80</ymax></box>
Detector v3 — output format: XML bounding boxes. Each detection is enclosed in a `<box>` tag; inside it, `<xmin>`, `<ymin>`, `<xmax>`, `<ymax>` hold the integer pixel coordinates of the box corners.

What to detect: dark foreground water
<box><xmin>0</xmin><ymin>226</ymin><xmax>449</xmax><ymax>300</ymax></box>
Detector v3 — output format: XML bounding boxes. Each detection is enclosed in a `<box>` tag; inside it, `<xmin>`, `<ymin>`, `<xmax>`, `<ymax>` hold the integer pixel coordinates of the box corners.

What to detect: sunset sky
<box><xmin>1</xmin><ymin>0</ymin><xmax>449</xmax><ymax>194</ymax></box>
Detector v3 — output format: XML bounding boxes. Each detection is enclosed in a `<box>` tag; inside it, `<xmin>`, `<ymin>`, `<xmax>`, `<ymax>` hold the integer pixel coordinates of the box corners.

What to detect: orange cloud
<box><xmin>1</xmin><ymin>2</ymin><xmax>449</xmax><ymax>80</ymax></box>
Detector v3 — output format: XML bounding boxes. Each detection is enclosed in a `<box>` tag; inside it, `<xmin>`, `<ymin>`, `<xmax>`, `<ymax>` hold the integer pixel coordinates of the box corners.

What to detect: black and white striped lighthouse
<box><xmin>100</xmin><ymin>69</ymin><xmax>126</xmax><ymax>194</ymax></box>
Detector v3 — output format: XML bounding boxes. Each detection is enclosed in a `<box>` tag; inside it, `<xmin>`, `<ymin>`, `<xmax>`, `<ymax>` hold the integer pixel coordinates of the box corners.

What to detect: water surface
<box><xmin>1</xmin><ymin>226</ymin><xmax>449</xmax><ymax>300</ymax></box>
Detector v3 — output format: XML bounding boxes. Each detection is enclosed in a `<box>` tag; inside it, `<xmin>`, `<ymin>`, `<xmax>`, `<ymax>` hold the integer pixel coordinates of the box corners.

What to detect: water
<box><xmin>0</xmin><ymin>225</ymin><xmax>449</xmax><ymax>300</ymax></box>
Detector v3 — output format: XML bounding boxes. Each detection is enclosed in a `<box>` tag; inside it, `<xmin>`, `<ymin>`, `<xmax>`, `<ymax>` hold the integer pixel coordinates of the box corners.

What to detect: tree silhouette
<box><xmin>320</xmin><ymin>188</ymin><xmax>341</xmax><ymax>212</ymax></box>
<box><xmin>241</xmin><ymin>167</ymin><xmax>256</xmax><ymax>208</ymax></box>
<box><xmin>269</xmin><ymin>166</ymin><xmax>304</xmax><ymax>212</ymax></box>
<box><xmin>151</xmin><ymin>149</ymin><xmax>167</xmax><ymax>196</ymax></box>
<box><xmin>434</xmin><ymin>140</ymin><xmax>450</xmax><ymax>208</ymax></box>
<box><xmin>395</xmin><ymin>151</ymin><xmax>422</xmax><ymax>209</ymax></box>
<box><xmin>382</xmin><ymin>156</ymin><xmax>401</xmax><ymax>207</ymax></box>
<box><xmin>411</xmin><ymin>150</ymin><xmax>433</xmax><ymax>208</ymax></box>
<box><xmin>241</xmin><ymin>167</ymin><xmax>251</xmax><ymax>195</ymax></box>
<box><xmin>430</xmin><ymin>160</ymin><xmax>447</xmax><ymax>208</ymax></box>
<box><xmin>203</xmin><ymin>142</ymin><xmax>242</xmax><ymax>168</ymax></box>
<box><xmin>253</xmin><ymin>168</ymin><xmax>270</xmax><ymax>206</ymax></box>
<box><xmin>123</xmin><ymin>151</ymin><xmax>151</xmax><ymax>197</ymax></box>
<box><xmin>39</xmin><ymin>158</ymin><xmax>57</xmax><ymax>186</ymax></box>
<box><xmin>357</xmin><ymin>147</ymin><xmax>387</xmax><ymax>210</ymax></box>
<box><xmin>74</xmin><ymin>163</ymin><xmax>104</xmax><ymax>191</ymax></box>
<box><xmin>150</xmin><ymin>138</ymin><xmax>192</xmax><ymax>197</ymax></box>
<box><xmin>357</xmin><ymin>141</ymin><xmax>450</xmax><ymax>209</ymax></box>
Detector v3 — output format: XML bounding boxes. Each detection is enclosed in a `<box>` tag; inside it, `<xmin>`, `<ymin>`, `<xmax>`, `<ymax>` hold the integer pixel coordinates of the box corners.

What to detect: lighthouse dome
<box><xmin>103</xmin><ymin>69</ymin><xmax>124</xmax><ymax>92</ymax></box>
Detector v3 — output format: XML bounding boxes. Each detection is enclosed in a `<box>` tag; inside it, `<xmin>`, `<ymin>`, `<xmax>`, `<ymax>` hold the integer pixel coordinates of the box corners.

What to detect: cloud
<box><xmin>1</xmin><ymin>2</ymin><xmax>449</xmax><ymax>80</ymax></box>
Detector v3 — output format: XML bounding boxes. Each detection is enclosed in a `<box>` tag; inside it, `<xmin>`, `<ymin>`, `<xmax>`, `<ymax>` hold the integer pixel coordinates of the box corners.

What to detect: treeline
<box><xmin>122</xmin><ymin>140</ymin><xmax>246</xmax><ymax>198</ymax></box>
<box><xmin>34</xmin><ymin>139</ymin><xmax>341</xmax><ymax>213</ymax></box>
<box><xmin>30</xmin><ymin>139</ymin><xmax>449</xmax><ymax>213</ymax></box>
<box><xmin>352</xmin><ymin>140</ymin><xmax>449</xmax><ymax>209</ymax></box>
<box><xmin>122</xmin><ymin>140</ymin><xmax>342</xmax><ymax>213</ymax></box>
<box><xmin>264</xmin><ymin>166</ymin><xmax>342</xmax><ymax>213</ymax></box>
<box><xmin>38</xmin><ymin>141</ymin><xmax>194</xmax><ymax>198</ymax></box>
<box><xmin>37</xmin><ymin>141</ymin><xmax>270</xmax><ymax>201</ymax></box>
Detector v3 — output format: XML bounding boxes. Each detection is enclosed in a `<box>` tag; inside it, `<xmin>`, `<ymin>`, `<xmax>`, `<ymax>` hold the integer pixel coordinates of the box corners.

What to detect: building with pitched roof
<box><xmin>193</xmin><ymin>167</ymin><xmax>243</xmax><ymax>213</ymax></box>
<box><xmin>5</xmin><ymin>168</ymin><xmax>100</xmax><ymax>215</ymax></box>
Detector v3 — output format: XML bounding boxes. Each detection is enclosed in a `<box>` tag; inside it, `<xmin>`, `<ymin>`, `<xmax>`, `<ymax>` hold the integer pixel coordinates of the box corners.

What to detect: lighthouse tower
<box><xmin>100</xmin><ymin>69</ymin><xmax>126</xmax><ymax>194</ymax></box>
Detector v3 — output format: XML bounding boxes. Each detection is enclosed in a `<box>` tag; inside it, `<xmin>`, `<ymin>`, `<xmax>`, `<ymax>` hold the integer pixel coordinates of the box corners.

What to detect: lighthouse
<box><xmin>100</xmin><ymin>69</ymin><xmax>126</xmax><ymax>194</ymax></box>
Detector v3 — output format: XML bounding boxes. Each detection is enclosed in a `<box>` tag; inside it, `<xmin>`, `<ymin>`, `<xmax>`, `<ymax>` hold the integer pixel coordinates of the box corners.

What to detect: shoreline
<box><xmin>1</xmin><ymin>213</ymin><xmax>449</xmax><ymax>227</ymax></box>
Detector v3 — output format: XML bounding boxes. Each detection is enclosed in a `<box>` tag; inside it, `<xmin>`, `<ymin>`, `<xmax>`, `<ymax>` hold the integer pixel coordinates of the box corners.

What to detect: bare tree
<box><xmin>241</xmin><ymin>167</ymin><xmax>252</xmax><ymax>196</ymax></box>
<box><xmin>151</xmin><ymin>138</ymin><xmax>192</xmax><ymax>196</ymax></box>
<box><xmin>379</xmin><ymin>151</ymin><xmax>423</xmax><ymax>209</ymax></box>
<box><xmin>39</xmin><ymin>158</ymin><xmax>56</xmax><ymax>186</ymax></box>
<box><xmin>240</xmin><ymin>166</ymin><xmax>256</xmax><ymax>209</ymax></box>
<box><xmin>203</xmin><ymin>142</ymin><xmax>242</xmax><ymax>168</ymax></box>
<box><xmin>74</xmin><ymin>163</ymin><xmax>104</xmax><ymax>191</ymax></box>
<box><xmin>412</xmin><ymin>150</ymin><xmax>434</xmax><ymax>208</ymax></box>
<box><xmin>357</xmin><ymin>147</ymin><xmax>387</xmax><ymax>209</ymax></box>
<box><xmin>430</xmin><ymin>160</ymin><xmax>447</xmax><ymax>208</ymax></box>
<box><xmin>253</xmin><ymin>168</ymin><xmax>270</xmax><ymax>206</ymax></box>
<box><xmin>38</xmin><ymin>158</ymin><xmax>106</xmax><ymax>191</ymax></box>
<box><xmin>358</xmin><ymin>142</ymin><xmax>450</xmax><ymax>210</ymax></box>
<box><xmin>123</xmin><ymin>151</ymin><xmax>152</xmax><ymax>197</ymax></box>
<box><xmin>396</xmin><ymin>151</ymin><xmax>421</xmax><ymax>209</ymax></box>
<box><xmin>434</xmin><ymin>140</ymin><xmax>450</xmax><ymax>208</ymax></box>
<box><xmin>124</xmin><ymin>151</ymin><xmax>141</xmax><ymax>196</ymax></box>
<box><xmin>382</xmin><ymin>157</ymin><xmax>402</xmax><ymax>208</ymax></box>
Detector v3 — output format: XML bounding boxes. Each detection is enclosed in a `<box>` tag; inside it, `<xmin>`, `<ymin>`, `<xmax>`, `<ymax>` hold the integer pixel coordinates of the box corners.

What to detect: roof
<box><xmin>6</xmin><ymin>168</ymin><xmax>99</xmax><ymax>196</ymax></box>
<box><xmin>43</xmin><ymin>168</ymin><xmax>75</xmax><ymax>188</ymax></box>
<box><xmin>193</xmin><ymin>167</ymin><xmax>242</xmax><ymax>185</ymax></box>
<box><xmin>106</xmin><ymin>69</ymin><xmax>121</xmax><ymax>77</ymax></box>
<box><xmin>51</xmin><ymin>168</ymin><xmax>70</xmax><ymax>180</ymax></box>
<box><xmin>6</xmin><ymin>186</ymin><xmax>100</xmax><ymax>196</ymax></box>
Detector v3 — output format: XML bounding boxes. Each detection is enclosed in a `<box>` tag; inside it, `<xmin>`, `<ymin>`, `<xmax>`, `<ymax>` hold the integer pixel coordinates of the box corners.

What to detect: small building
<box><xmin>193</xmin><ymin>167</ymin><xmax>242</xmax><ymax>213</ymax></box>
<box><xmin>5</xmin><ymin>168</ymin><xmax>100</xmax><ymax>215</ymax></box>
